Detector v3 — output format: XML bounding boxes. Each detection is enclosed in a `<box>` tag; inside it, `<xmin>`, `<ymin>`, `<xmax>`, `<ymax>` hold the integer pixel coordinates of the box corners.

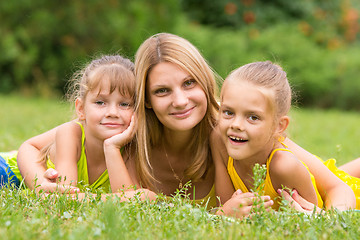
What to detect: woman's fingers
<box><xmin>232</xmin><ymin>189</ymin><xmax>243</xmax><ymax>196</ymax></box>
<box><xmin>290</xmin><ymin>189</ymin><xmax>313</xmax><ymax>210</ymax></box>
<box><xmin>278</xmin><ymin>189</ymin><xmax>321</xmax><ymax>213</ymax></box>
<box><xmin>278</xmin><ymin>189</ymin><xmax>302</xmax><ymax>210</ymax></box>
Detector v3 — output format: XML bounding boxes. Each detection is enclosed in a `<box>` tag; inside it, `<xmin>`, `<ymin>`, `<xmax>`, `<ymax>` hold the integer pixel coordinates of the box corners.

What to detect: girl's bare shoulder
<box><xmin>269</xmin><ymin>150</ymin><xmax>305</xmax><ymax>180</ymax></box>
<box><xmin>56</xmin><ymin>120</ymin><xmax>82</xmax><ymax>138</ymax></box>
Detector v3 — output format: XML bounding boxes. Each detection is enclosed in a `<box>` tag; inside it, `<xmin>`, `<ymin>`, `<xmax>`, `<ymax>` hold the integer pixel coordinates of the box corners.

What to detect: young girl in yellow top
<box><xmin>3</xmin><ymin>55</ymin><xmax>136</xmax><ymax>192</ymax></box>
<box><xmin>214</xmin><ymin>61</ymin><xmax>360</xmax><ymax>211</ymax></box>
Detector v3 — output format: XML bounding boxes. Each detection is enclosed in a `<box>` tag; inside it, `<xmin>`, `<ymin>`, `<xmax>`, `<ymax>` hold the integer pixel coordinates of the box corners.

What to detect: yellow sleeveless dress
<box><xmin>227</xmin><ymin>148</ymin><xmax>323</xmax><ymax>210</ymax></box>
<box><xmin>47</xmin><ymin>122</ymin><xmax>110</xmax><ymax>192</ymax></box>
<box><xmin>322</xmin><ymin>158</ymin><xmax>360</xmax><ymax>209</ymax></box>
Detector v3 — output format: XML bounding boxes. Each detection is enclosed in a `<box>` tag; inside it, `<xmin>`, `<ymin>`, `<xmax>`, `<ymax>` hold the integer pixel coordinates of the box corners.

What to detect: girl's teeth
<box><xmin>230</xmin><ymin>136</ymin><xmax>247</xmax><ymax>142</ymax></box>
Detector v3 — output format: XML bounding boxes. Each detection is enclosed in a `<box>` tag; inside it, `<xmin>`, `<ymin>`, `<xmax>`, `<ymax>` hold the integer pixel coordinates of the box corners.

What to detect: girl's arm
<box><xmin>104</xmin><ymin>115</ymin><xmax>136</xmax><ymax>192</ymax></box>
<box><xmin>52</xmin><ymin>121</ymin><xmax>82</xmax><ymax>186</ymax></box>
<box><xmin>210</xmin><ymin>128</ymin><xmax>273</xmax><ymax>218</ymax></box>
<box><xmin>210</xmin><ymin>128</ymin><xmax>236</xmax><ymax>204</ymax></box>
<box><xmin>17</xmin><ymin>123</ymin><xmax>80</xmax><ymax>193</ymax></box>
<box><xmin>339</xmin><ymin>158</ymin><xmax>360</xmax><ymax>178</ymax></box>
<box><xmin>270</xmin><ymin>150</ymin><xmax>319</xmax><ymax>206</ymax></box>
<box><xmin>17</xmin><ymin>126</ymin><xmax>59</xmax><ymax>189</ymax></box>
<box><xmin>284</xmin><ymin>138</ymin><xmax>356</xmax><ymax>210</ymax></box>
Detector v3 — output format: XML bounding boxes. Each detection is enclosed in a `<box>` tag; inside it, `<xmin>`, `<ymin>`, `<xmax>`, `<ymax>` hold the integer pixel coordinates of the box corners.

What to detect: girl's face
<box><xmin>146</xmin><ymin>62</ymin><xmax>207</xmax><ymax>133</ymax></box>
<box><xmin>77</xmin><ymin>80</ymin><xmax>134</xmax><ymax>141</ymax></box>
<box><xmin>219</xmin><ymin>81</ymin><xmax>276</xmax><ymax>162</ymax></box>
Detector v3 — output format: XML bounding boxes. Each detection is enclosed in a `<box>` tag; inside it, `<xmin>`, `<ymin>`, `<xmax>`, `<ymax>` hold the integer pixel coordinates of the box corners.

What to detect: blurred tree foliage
<box><xmin>0</xmin><ymin>0</ymin><xmax>180</xmax><ymax>96</ymax></box>
<box><xmin>1</xmin><ymin>0</ymin><xmax>360</xmax><ymax>109</ymax></box>
<box><xmin>180</xmin><ymin>0</ymin><xmax>360</xmax><ymax>109</ymax></box>
<box><xmin>181</xmin><ymin>0</ymin><xmax>359</xmax><ymax>47</ymax></box>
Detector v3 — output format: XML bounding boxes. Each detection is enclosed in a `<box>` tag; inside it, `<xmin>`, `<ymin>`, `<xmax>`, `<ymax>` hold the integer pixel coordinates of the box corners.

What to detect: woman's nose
<box><xmin>172</xmin><ymin>89</ymin><xmax>189</xmax><ymax>108</ymax></box>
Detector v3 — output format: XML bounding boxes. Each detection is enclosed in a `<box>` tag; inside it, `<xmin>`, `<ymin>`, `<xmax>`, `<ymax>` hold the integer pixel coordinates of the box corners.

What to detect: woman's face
<box><xmin>146</xmin><ymin>62</ymin><xmax>207</xmax><ymax>133</ymax></box>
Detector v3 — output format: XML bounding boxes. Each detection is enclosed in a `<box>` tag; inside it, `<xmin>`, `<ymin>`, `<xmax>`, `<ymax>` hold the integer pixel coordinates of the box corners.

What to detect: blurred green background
<box><xmin>1</xmin><ymin>0</ymin><xmax>360</xmax><ymax>109</ymax></box>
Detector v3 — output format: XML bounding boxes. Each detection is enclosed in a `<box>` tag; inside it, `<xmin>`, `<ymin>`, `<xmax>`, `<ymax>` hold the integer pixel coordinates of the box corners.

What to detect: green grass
<box><xmin>0</xmin><ymin>94</ymin><xmax>72</xmax><ymax>151</ymax></box>
<box><xmin>1</xmin><ymin>94</ymin><xmax>360</xmax><ymax>239</ymax></box>
<box><xmin>288</xmin><ymin>107</ymin><xmax>360</xmax><ymax>165</ymax></box>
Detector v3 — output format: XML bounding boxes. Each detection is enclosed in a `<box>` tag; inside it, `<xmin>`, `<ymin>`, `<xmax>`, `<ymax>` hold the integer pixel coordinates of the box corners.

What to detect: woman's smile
<box><xmin>169</xmin><ymin>106</ymin><xmax>195</xmax><ymax>119</ymax></box>
<box><xmin>147</xmin><ymin>62</ymin><xmax>207</xmax><ymax>132</ymax></box>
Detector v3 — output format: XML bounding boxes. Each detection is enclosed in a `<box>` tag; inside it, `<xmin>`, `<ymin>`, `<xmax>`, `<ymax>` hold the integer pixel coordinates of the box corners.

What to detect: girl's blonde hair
<box><xmin>66</xmin><ymin>54</ymin><xmax>135</xmax><ymax>103</ymax></box>
<box><xmin>223</xmin><ymin>61</ymin><xmax>292</xmax><ymax>119</ymax></box>
<box><xmin>134</xmin><ymin>33</ymin><xmax>219</xmax><ymax>188</ymax></box>
<box><xmin>39</xmin><ymin>55</ymin><xmax>135</xmax><ymax>164</ymax></box>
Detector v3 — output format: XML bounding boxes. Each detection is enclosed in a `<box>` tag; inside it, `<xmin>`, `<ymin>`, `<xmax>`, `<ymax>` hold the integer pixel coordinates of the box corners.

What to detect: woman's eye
<box><xmin>154</xmin><ymin>88</ymin><xmax>168</xmax><ymax>95</ymax></box>
<box><xmin>184</xmin><ymin>79</ymin><xmax>196</xmax><ymax>88</ymax></box>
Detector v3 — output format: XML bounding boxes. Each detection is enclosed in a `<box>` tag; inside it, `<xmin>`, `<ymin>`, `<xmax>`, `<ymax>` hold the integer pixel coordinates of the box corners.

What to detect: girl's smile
<box><xmin>77</xmin><ymin>80</ymin><xmax>134</xmax><ymax>141</ymax></box>
<box><xmin>101</xmin><ymin>122</ymin><xmax>125</xmax><ymax>128</ymax></box>
<box><xmin>219</xmin><ymin>81</ymin><xmax>275</xmax><ymax>162</ymax></box>
<box><xmin>228</xmin><ymin>135</ymin><xmax>248</xmax><ymax>144</ymax></box>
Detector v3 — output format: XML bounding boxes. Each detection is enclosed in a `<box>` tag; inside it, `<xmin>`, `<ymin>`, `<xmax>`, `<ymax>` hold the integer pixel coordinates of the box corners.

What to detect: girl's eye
<box><xmin>184</xmin><ymin>79</ymin><xmax>196</xmax><ymax>88</ymax></box>
<box><xmin>120</xmin><ymin>102</ymin><xmax>132</xmax><ymax>109</ymax></box>
<box><xmin>95</xmin><ymin>100</ymin><xmax>105</xmax><ymax>105</ymax></box>
<box><xmin>249</xmin><ymin>115</ymin><xmax>259</xmax><ymax>121</ymax></box>
<box><xmin>222</xmin><ymin>110</ymin><xmax>233</xmax><ymax>117</ymax></box>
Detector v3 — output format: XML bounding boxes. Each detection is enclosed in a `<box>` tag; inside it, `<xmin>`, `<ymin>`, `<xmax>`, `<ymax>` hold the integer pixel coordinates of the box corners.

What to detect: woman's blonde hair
<box><xmin>39</xmin><ymin>55</ymin><xmax>135</xmax><ymax>164</ymax></box>
<box><xmin>134</xmin><ymin>33</ymin><xmax>219</xmax><ymax>188</ymax></box>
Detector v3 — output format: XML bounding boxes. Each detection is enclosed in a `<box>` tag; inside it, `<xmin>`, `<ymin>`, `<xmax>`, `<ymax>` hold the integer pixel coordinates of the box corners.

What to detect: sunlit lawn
<box><xmin>1</xmin><ymin>94</ymin><xmax>360</xmax><ymax>239</ymax></box>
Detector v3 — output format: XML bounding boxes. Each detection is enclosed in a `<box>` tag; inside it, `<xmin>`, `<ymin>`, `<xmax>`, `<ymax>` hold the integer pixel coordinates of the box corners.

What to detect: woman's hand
<box><xmin>104</xmin><ymin>114</ymin><xmax>136</xmax><ymax>149</ymax></box>
<box><xmin>217</xmin><ymin>189</ymin><xmax>274</xmax><ymax>218</ymax></box>
<box><xmin>36</xmin><ymin>168</ymin><xmax>80</xmax><ymax>193</ymax></box>
<box><xmin>278</xmin><ymin>189</ymin><xmax>322</xmax><ymax>214</ymax></box>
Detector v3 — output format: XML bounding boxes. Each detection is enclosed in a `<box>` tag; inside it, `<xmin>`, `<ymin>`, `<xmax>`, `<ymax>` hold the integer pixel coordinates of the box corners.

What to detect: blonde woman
<box><xmin>107</xmin><ymin>33</ymin><xmax>274</xmax><ymax>213</ymax></box>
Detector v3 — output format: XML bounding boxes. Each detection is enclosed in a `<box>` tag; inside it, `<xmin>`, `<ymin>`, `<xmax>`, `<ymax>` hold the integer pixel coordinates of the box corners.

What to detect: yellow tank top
<box><xmin>47</xmin><ymin>122</ymin><xmax>110</xmax><ymax>192</ymax></box>
<box><xmin>227</xmin><ymin>148</ymin><xmax>323</xmax><ymax>210</ymax></box>
<box><xmin>192</xmin><ymin>184</ymin><xmax>217</xmax><ymax>209</ymax></box>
